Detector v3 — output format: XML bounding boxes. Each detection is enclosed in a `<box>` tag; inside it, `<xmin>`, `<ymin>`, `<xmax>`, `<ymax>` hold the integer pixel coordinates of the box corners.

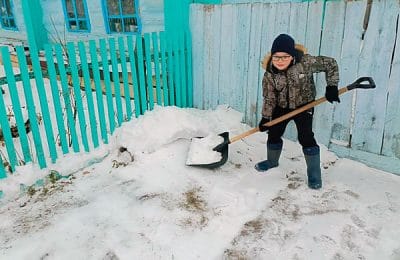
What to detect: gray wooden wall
<box><xmin>190</xmin><ymin>0</ymin><xmax>400</xmax><ymax>174</ymax></box>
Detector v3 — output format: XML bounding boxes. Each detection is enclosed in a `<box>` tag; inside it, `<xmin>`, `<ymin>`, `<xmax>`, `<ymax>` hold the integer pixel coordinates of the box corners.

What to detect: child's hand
<box><xmin>258</xmin><ymin>117</ymin><xmax>272</xmax><ymax>132</ymax></box>
<box><xmin>325</xmin><ymin>85</ymin><xmax>340</xmax><ymax>103</ymax></box>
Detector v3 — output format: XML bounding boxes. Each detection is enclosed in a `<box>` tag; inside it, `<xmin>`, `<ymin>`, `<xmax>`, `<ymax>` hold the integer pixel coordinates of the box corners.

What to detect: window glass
<box><xmin>123</xmin><ymin>17</ymin><xmax>137</xmax><ymax>32</ymax></box>
<box><xmin>78</xmin><ymin>20</ymin><xmax>87</xmax><ymax>30</ymax></box>
<box><xmin>62</xmin><ymin>0</ymin><xmax>90</xmax><ymax>32</ymax></box>
<box><xmin>4</xmin><ymin>0</ymin><xmax>11</xmax><ymax>14</ymax></box>
<box><xmin>0</xmin><ymin>0</ymin><xmax>17</xmax><ymax>30</ymax></box>
<box><xmin>122</xmin><ymin>0</ymin><xmax>134</xmax><ymax>15</ymax></box>
<box><xmin>107</xmin><ymin>0</ymin><xmax>119</xmax><ymax>15</ymax></box>
<box><xmin>76</xmin><ymin>0</ymin><xmax>85</xmax><ymax>18</ymax></box>
<box><xmin>104</xmin><ymin>0</ymin><xmax>140</xmax><ymax>33</ymax></box>
<box><xmin>66</xmin><ymin>0</ymin><xmax>73</xmax><ymax>14</ymax></box>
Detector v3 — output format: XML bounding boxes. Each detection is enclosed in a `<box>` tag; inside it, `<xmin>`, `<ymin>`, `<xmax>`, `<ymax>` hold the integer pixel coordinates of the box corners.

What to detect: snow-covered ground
<box><xmin>1</xmin><ymin>105</ymin><xmax>399</xmax><ymax>260</ymax></box>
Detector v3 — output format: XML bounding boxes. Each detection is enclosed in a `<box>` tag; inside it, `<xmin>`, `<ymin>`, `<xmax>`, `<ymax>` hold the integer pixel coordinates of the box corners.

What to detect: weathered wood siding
<box><xmin>190</xmin><ymin>1</ymin><xmax>400</xmax><ymax>174</ymax></box>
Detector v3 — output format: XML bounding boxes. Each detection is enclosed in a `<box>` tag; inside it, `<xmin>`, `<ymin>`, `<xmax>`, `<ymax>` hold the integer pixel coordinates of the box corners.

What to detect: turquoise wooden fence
<box><xmin>190</xmin><ymin>0</ymin><xmax>400</xmax><ymax>175</ymax></box>
<box><xmin>0</xmin><ymin>31</ymin><xmax>193</xmax><ymax>178</ymax></box>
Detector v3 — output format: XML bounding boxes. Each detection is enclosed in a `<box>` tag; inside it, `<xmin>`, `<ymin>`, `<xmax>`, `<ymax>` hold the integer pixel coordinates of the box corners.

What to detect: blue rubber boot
<box><xmin>303</xmin><ymin>146</ymin><xmax>322</xmax><ymax>189</ymax></box>
<box><xmin>255</xmin><ymin>142</ymin><xmax>282</xmax><ymax>172</ymax></box>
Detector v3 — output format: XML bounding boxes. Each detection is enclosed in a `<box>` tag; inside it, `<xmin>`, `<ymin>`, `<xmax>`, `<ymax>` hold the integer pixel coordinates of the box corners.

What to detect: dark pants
<box><xmin>267</xmin><ymin>106</ymin><xmax>318</xmax><ymax>148</ymax></box>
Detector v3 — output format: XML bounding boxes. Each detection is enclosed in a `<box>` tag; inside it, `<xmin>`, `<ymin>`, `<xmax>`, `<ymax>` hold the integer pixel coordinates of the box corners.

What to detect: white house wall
<box><xmin>0</xmin><ymin>0</ymin><xmax>164</xmax><ymax>45</ymax></box>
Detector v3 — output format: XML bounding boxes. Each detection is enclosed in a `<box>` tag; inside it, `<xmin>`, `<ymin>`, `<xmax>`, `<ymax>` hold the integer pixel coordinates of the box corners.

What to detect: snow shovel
<box><xmin>188</xmin><ymin>77</ymin><xmax>376</xmax><ymax>169</ymax></box>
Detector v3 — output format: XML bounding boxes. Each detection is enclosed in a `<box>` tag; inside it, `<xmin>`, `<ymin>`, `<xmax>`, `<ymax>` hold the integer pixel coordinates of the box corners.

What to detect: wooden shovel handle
<box><xmin>229</xmin><ymin>87</ymin><xmax>350</xmax><ymax>144</ymax></box>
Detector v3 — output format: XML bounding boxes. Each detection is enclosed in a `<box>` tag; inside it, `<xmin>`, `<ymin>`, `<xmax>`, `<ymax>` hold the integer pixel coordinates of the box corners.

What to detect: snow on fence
<box><xmin>190</xmin><ymin>0</ymin><xmax>400</xmax><ymax>174</ymax></box>
<box><xmin>0</xmin><ymin>31</ymin><xmax>193</xmax><ymax>177</ymax></box>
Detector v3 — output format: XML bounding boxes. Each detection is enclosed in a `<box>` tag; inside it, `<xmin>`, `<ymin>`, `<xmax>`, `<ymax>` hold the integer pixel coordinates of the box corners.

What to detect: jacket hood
<box><xmin>261</xmin><ymin>44</ymin><xmax>307</xmax><ymax>70</ymax></box>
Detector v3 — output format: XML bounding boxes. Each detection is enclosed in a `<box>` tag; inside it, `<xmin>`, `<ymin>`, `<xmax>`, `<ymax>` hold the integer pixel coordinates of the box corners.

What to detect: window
<box><xmin>0</xmin><ymin>0</ymin><xmax>17</xmax><ymax>30</ymax></box>
<box><xmin>103</xmin><ymin>0</ymin><xmax>141</xmax><ymax>33</ymax></box>
<box><xmin>62</xmin><ymin>0</ymin><xmax>90</xmax><ymax>32</ymax></box>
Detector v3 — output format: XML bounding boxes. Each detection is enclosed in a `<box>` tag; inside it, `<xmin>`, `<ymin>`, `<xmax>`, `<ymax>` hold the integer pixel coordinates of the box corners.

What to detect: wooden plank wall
<box><xmin>190</xmin><ymin>0</ymin><xmax>400</xmax><ymax>174</ymax></box>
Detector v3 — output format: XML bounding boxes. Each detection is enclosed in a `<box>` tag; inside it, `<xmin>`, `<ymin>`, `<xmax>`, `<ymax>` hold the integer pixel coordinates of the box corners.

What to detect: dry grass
<box><xmin>180</xmin><ymin>186</ymin><xmax>207</xmax><ymax>213</ymax></box>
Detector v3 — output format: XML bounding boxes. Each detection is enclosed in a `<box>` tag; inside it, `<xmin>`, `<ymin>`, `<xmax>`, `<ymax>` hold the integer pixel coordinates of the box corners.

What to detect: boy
<box><xmin>256</xmin><ymin>34</ymin><xmax>340</xmax><ymax>189</ymax></box>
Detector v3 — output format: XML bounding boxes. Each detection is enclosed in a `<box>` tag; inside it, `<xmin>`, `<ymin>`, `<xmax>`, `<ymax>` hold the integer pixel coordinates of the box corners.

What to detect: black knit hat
<box><xmin>271</xmin><ymin>34</ymin><xmax>296</xmax><ymax>57</ymax></box>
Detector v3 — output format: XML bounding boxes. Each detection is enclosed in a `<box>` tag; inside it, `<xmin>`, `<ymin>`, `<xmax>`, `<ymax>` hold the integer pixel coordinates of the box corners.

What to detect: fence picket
<box><xmin>135</xmin><ymin>34</ymin><xmax>148</xmax><ymax>114</ymax></box>
<box><xmin>89</xmin><ymin>40</ymin><xmax>108</xmax><ymax>143</ymax></box>
<box><xmin>16</xmin><ymin>46</ymin><xmax>47</xmax><ymax>168</ymax></box>
<box><xmin>185</xmin><ymin>30</ymin><xmax>193</xmax><ymax>107</ymax></box>
<box><xmin>314</xmin><ymin>1</ymin><xmax>346</xmax><ymax>146</ymax></box>
<box><xmin>352</xmin><ymin>0</ymin><xmax>396</xmax><ymax>154</ymax></box>
<box><xmin>179</xmin><ymin>33</ymin><xmax>187</xmax><ymax>107</ymax></box>
<box><xmin>330</xmin><ymin>0</ymin><xmax>364</xmax><ymax>145</ymax></box>
<box><xmin>159</xmin><ymin>32</ymin><xmax>169</xmax><ymax>106</ymax></box>
<box><xmin>78</xmin><ymin>41</ymin><xmax>99</xmax><ymax>148</ymax></box>
<box><xmin>383</xmin><ymin>12</ymin><xmax>400</xmax><ymax>158</ymax></box>
<box><xmin>109</xmin><ymin>38</ymin><xmax>124</xmax><ymax>126</ymax></box>
<box><xmin>144</xmin><ymin>33</ymin><xmax>155</xmax><ymax>110</ymax></box>
<box><xmin>1</xmin><ymin>48</ymin><xmax>32</xmax><ymax>164</ymax></box>
<box><xmin>117</xmin><ymin>37</ymin><xmax>133</xmax><ymax>119</ymax></box>
<box><xmin>0</xmin><ymin>156</ymin><xmax>5</xmax><ymax>178</ymax></box>
<box><xmin>0</xmin><ymin>88</ymin><xmax>16</xmax><ymax>171</ymax></box>
<box><xmin>99</xmin><ymin>39</ymin><xmax>116</xmax><ymax>133</ymax></box>
<box><xmin>173</xmin><ymin>37</ymin><xmax>182</xmax><ymax>107</ymax></box>
<box><xmin>166</xmin><ymin>39</ymin><xmax>175</xmax><ymax>105</ymax></box>
<box><xmin>44</xmin><ymin>44</ymin><xmax>69</xmax><ymax>154</ymax></box>
<box><xmin>30</xmin><ymin>47</ymin><xmax>58</xmax><ymax>163</ymax></box>
<box><xmin>127</xmin><ymin>36</ymin><xmax>141</xmax><ymax>118</ymax></box>
<box><xmin>152</xmin><ymin>32</ymin><xmax>162</xmax><ymax>105</ymax></box>
<box><xmin>54</xmin><ymin>44</ymin><xmax>80</xmax><ymax>153</ymax></box>
<box><xmin>0</xmin><ymin>48</ymin><xmax>19</xmax><ymax>172</ymax></box>
<box><xmin>66</xmin><ymin>42</ymin><xmax>90</xmax><ymax>152</ymax></box>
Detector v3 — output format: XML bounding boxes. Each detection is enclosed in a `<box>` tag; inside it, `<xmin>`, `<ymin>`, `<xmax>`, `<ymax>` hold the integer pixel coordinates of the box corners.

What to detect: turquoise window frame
<box><xmin>61</xmin><ymin>0</ymin><xmax>91</xmax><ymax>32</ymax></box>
<box><xmin>0</xmin><ymin>0</ymin><xmax>17</xmax><ymax>31</ymax></box>
<box><xmin>101</xmin><ymin>0</ymin><xmax>141</xmax><ymax>34</ymax></box>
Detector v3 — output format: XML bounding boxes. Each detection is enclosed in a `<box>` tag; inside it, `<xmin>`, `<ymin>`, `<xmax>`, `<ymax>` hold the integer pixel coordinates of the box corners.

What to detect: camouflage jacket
<box><xmin>261</xmin><ymin>46</ymin><xmax>339</xmax><ymax>117</ymax></box>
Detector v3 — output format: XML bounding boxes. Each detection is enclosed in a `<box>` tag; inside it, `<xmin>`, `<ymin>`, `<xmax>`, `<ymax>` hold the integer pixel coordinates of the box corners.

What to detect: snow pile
<box><xmin>186</xmin><ymin>134</ymin><xmax>224</xmax><ymax>165</ymax></box>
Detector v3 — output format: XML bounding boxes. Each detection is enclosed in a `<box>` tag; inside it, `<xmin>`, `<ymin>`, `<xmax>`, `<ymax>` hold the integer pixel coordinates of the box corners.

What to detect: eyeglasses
<box><xmin>271</xmin><ymin>55</ymin><xmax>292</xmax><ymax>61</ymax></box>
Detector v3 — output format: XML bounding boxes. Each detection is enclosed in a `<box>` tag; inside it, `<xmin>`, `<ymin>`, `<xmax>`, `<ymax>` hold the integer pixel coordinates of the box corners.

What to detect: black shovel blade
<box><xmin>187</xmin><ymin>132</ymin><xmax>230</xmax><ymax>169</ymax></box>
